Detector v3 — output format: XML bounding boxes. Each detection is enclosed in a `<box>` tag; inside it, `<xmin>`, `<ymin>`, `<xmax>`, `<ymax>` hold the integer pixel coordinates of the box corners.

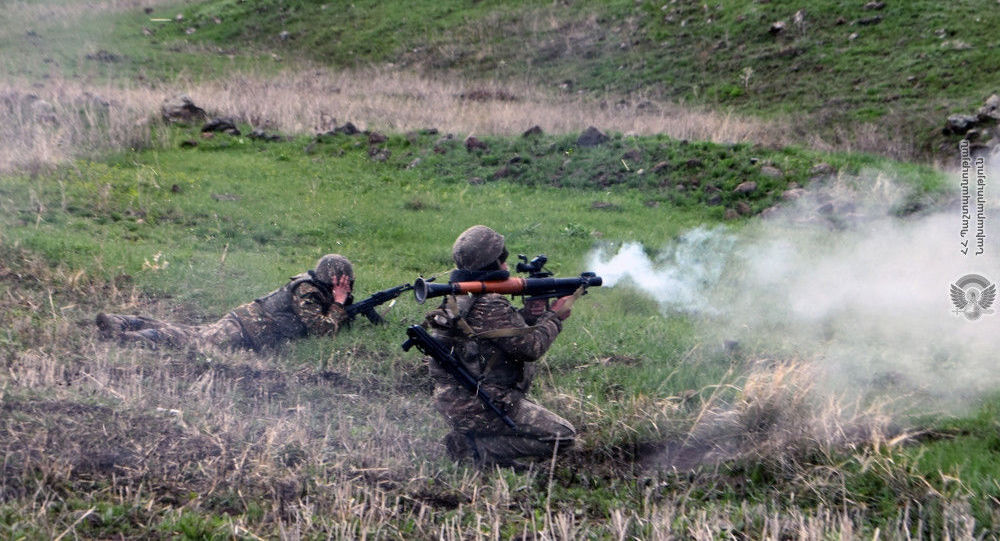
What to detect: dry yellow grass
<box><xmin>0</xmin><ymin>67</ymin><xmax>800</xmax><ymax>175</ymax></box>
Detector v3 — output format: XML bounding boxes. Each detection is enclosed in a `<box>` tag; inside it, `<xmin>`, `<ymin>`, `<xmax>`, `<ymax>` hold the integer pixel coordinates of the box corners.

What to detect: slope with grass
<box><xmin>164</xmin><ymin>0</ymin><xmax>1000</xmax><ymax>159</ymax></box>
<box><xmin>4</xmin><ymin>123</ymin><xmax>1000</xmax><ymax>537</ymax></box>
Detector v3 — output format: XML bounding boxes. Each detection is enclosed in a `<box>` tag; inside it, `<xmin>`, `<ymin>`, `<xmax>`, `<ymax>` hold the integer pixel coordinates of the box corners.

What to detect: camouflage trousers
<box><xmin>433</xmin><ymin>384</ymin><xmax>576</xmax><ymax>466</ymax></box>
<box><xmin>97</xmin><ymin>312</ymin><xmax>247</xmax><ymax>351</ymax></box>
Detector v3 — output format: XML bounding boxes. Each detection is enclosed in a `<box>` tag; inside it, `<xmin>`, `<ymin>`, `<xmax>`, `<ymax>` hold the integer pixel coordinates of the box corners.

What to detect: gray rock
<box><xmin>202</xmin><ymin>117</ymin><xmax>240</xmax><ymax>135</ymax></box>
<box><xmin>161</xmin><ymin>94</ymin><xmax>207</xmax><ymax>124</ymax></box>
<box><xmin>522</xmin><ymin>125</ymin><xmax>543</xmax><ymax>137</ymax></box>
<box><xmin>809</xmin><ymin>163</ymin><xmax>835</xmax><ymax>177</ymax></box>
<box><xmin>978</xmin><ymin>94</ymin><xmax>1000</xmax><ymax>121</ymax></box>
<box><xmin>465</xmin><ymin>135</ymin><xmax>488</xmax><ymax>152</ymax></box>
<box><xmin>577</xmin><ymin>126</ymin><xmax>609</xmax><ymax>147</ymax></box>
<box><xmin>943</xmin><ymin>114</ymin><xmax>979</xmax><ymax>135</ymax></box>
<box><xmin>782</xmin><ymin>188</ymin><xmax>806</xmax><ymax>200</ymax></box>
<box><xmin>734</xmin><ymin>180</ymin><xmax>757</xmax><ymax>194</ymax></box>
<box><xmin>760</xmin><ymin>165</ymin><xmax>783</xmax><ymax>178</ymax></box>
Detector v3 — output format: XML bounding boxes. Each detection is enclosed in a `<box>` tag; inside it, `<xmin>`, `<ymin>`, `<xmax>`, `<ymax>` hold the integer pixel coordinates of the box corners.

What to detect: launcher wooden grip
<box><xmin>449</xmin><ymin>278</ymin><xmax>527</xmax><ymax>295</ymax></box>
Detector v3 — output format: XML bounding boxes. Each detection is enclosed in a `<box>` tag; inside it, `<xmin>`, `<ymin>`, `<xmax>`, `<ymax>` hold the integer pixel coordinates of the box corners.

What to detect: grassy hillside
<box><xmin>5</xmin><ymin>124</ymin><xmax>1000</xmax><ymax>538</ymax></box>
<box><xmin>162</xmin><ymin>0</ymin><xmax>1000</xmax><ymax>158</ymax></box>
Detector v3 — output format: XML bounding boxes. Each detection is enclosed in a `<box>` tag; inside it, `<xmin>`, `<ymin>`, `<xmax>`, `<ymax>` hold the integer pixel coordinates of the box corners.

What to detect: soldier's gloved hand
<box><xmin>332</xmin><ymin>275</ymin><xmax>352</xmax><ymax>305</ymax></box>
<box><xmin>550</xmin><ymin>295</ymin><xmax>573</xmax><ymax>321</ymax></box>
<box><xmin>523</xmin><ymin>298</ymin><xmax>548</xmax><ymax>318</ymax></box>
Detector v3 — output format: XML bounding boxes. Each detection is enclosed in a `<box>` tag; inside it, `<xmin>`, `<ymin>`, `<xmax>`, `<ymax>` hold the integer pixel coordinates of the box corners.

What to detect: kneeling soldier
<box><xmin>96</xmin><ymin>254</ymin><xmax>354</xmax><ymax>351</ymax></box>
<box><xmin>423</xmin><ymin>225</ymin><xmax>577</xmax><ymax>468</ymax></box>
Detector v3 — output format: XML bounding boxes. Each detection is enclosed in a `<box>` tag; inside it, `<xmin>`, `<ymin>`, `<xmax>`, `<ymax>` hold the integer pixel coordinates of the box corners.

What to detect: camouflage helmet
<box><xmin>452</xmin><ymin>225</ymin><xmax>506</xmax><ymax>270</ymax></box>
<box><xmin>314</xmin><ymin>254</ymin><xmax>354</xmax><ymax>283</ymax></box>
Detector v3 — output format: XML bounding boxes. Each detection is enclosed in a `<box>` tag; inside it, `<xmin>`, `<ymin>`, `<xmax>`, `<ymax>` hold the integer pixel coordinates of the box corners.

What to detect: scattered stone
<box><xmin>736</xmin><ymin>201</ymin><xmax>752</xmax><ymax>215</ymax></box>
<box><xmin>848</xmin><ymin>32</ymin><xmax>859</xmax><ymax>41</ymax></box>
<box><xmin>817</xmin><ymin>202</ymin><xmax>835</xmax><ymax>214</ymax></box>
<box><xmin>464</xmin><ymin>135</ymin><xmax>488</xmax><ymax>152</ymax></box>
<box><xmin>201</xmin><ymin>117</ymin><xmax>240</xmax><ymax>135</ymax></box>
<box><xmin>170</xmin><ymin>184</ymin><xmax>181</xmax><ymax>193</ymax></box>
<box><xmin>521</xmin><ymin>124</ymin><xmax>543</xmax><ymax>137</ymax></box>
<box><xmin>943</xmin><ymin>114</ymin><xmax>979</xmax><ymax>136</ymax></box>
<box><xmin>200</xmin><ymin>131</ymin><xmax>215</xmax><ymax>139</ymax></box>
<box><xmin>369</xmin><ymin>147</ymin><xmax>391</xmax><ymax>162</ymax></box>
<box><xmin>468</xmin><ymin>176</ymin><xmax>484</xmax><ymax>185</ymax></box>
<box><xmin>406</xmin><ymin>158</ymin><xmax>422</xmax><ymax>169</ymax></box>
<box><xmin>978</xmin><ymin>94</ymin><xmax>1000</xmax><ymax>121</ymax></box>
<box><xmin>174</xmin><ymin>13</ymin><xmax>184</xmax><ymax>21</ymax></box>
<box><xmin>864</xmin><ymin>1</ymin><xmax>886</xmax><ymax>9</ymax></box>
<box><xmin>278</xmin><ymin>30</ymin><xmax>290</xmax><ymax>41</ymax></box>
<box><xmin>760</xmin><ymin>165</ymin><xmax>783</xmax><ymax>178</ymax></box>
<box><xmin>836</xmin><ymin>17</ymin><xmax>846</xmax><ymax>25</ymax></box>
<box><xmin>810</xmin><ymin>163</ymin><xmax>836</xmax><ymax>177</ymax></box>
<box><xmin>644</xmin><ymin>200</ymin><xmax>660</xmax><ymax>208</ymax></box>
<box><xmin>576</xmin><ymin>126</ymin><xmax>609</xmax><ymax>147</ymax></box>
<box><xmin>651</xmin><ymin>161</ymin><xmax>670</xmax><ymax>173</ymax></box>
<box><xmin>707</xmin><ymin>193</ymin><xmax>723</xmax><ymax>206</ymax></box>
<box><xmin>508</xmin><ymin>155</ymin><xmax>524</xmax><ymax>164</ymax></box>
<box><xmin>769</xmin><ymin>21</ymin><xmax>786</xmax><ymax>35</ymax></box>
<box><xmin>420</xmin><ymin>128</ymin><xmax>439</xmax><ymax>135</ymax></box>
<box><xmin>368</xmin><ymin>131</ymin><xmax>387</xmax><ymax>145</ymax></box>
<box><xmin>144</xmin><ymin>7</ymin><xmax>153</xmax><ymax>14</ymax></box>
<box><xmin>733</xmin><ymin>180</ymin><xmax>757</xmax><ymax>194</ymax></box>
<box><xmin>782</xmin><ymin>188</ymin><xmax>806</xmax><ymax>200</ymax></box>
<box><xmin>856</xmin><ymin>16</ymin><xmax>882</xmax><ymax>26</ymax></box>
<box><xmin>684</xmin><ymin>158</ymin><xmax>703</xmax><ymax>169</ymax></box>
<box><xmin>759</xmin><ymin>206</ymin><xmax>780</xmax><ymax>219</ymax></box>
<box><xmin>211</xmin><ymin>193</ymin><xmax>240</xmax><ymax>201</ymax></box>
<box><xmin>161</xmin><ymin>94</ymin><xmax>207</xmax><ymax>124</ymax></box>
<box><xmin>248</xmin><ymin>129</ymin><xmax>282</xmax><ymax>142</ymax></box>
<box><xmin>332</xmin><ymin>122</ymin><xmax>359</xmax><ymax>135</ymax></box>
<box><xmin>724</xmin><ymin>208</ymin><xmax>740</xmax><ymax>220</ymax></box>
<box><xmin>179</xmin><ymin>140</ymin><xmax>197</xmax><ymax>148</ymax></box>
<box><xmin>185</xmin><ymin>27</ymin><xmax>196</xmax><ymax>35</ymax></box>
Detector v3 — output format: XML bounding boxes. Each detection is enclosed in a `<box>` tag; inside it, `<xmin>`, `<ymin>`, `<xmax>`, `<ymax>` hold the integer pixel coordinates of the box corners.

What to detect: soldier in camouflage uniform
<box><xmin>423</xmin><ymin>225</ymin><xmax>577</xmax><ymax>468</ymax></box>
<box><xmin>96</xmin><ymin>254</ymin><xmax>354</xmax><ymax>352</ymax></box>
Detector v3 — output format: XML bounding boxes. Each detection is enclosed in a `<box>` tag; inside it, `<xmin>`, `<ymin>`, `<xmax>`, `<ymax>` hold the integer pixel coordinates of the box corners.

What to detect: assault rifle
<box><xmin>401</xmin><ymin>324</ymin><xmax>517</xmax><ymax>429</ymax></box>
<box><xmin>412</xmin><ymin>254</ymin><xmax>602</xmax><ymax>305</ymax></box>
<box><xmin>345</xmin><ymin>283</ymin><xmax>415</xmax><ymax>325</ymax></box>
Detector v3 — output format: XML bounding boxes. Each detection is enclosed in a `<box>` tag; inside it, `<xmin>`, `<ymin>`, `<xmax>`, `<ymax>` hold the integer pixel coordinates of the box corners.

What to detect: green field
<box><xmin>2</xmin><ymin>0</ymin><xmax>1000</xmax><ymax>538</ymax></box>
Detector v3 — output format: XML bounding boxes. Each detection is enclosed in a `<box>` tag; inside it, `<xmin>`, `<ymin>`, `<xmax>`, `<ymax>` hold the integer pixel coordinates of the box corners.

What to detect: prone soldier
<box><xmin>96</xmin><ymin>254</ymin><xmax>355</xmax><ymax>351</ymax></box>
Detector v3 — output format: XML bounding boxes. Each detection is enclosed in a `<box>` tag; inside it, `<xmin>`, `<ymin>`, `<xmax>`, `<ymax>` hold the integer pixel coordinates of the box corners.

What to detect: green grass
<box><xmin>0</xmin><ymin>0</ymin><xmax>280</xmax><ymax>83</ymax></box>
<box><xmin>3</xmin><ymin>124</ymin><xmax>998</xmax><ymax>537</ymax></box>
<box><xmin>165</xmin><ymin>0</ymin><xmax>1000</xmax><ymax>158</ymax></box>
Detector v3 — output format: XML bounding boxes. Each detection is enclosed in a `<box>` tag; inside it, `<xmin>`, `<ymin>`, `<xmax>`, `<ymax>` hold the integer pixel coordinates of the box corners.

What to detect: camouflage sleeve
<box><xmin>467</xmin><ymin>294</ymin><xmax>562</xmax><ymax>362</ymax></box>
<box><xmin>291</xmin><ymin>282</ymin><xmax>347</xmax><ymax>336</ymax></box>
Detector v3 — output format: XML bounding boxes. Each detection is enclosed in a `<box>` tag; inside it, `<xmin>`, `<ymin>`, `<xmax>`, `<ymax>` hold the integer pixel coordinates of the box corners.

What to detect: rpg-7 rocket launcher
<box><xmin>413</xmin><ymin>254</ymin><xmax>602</xmax><ymax>304</ymax></box>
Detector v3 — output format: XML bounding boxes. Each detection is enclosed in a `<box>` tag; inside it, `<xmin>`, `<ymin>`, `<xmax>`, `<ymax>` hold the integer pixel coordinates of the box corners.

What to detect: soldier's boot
<box><xmin>96</xmin><ymin>313</ymin><xmax>151</xmax><ymax>336</ymax></box>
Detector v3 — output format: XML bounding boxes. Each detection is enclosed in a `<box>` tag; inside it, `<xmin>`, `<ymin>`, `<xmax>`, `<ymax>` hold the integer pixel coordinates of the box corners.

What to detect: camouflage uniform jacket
<box><xmin>424</xmin><ymin>293</ymin><xmax>563</xmax><ymax>416</ymax></box>
<box><xmin>227</xmin><ymin>272</ymin><xmax>348</xmax><ymax>350</ymax></box>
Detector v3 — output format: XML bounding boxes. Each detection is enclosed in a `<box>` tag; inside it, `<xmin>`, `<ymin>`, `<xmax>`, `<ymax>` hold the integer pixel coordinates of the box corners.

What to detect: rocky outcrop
<box><xmin>161</xmin><ymin>95</ymin><xmax>206</xmax><ymax>124</ymax></box>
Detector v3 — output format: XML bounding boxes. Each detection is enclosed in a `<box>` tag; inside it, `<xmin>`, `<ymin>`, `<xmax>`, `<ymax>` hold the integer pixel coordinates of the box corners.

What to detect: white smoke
<box><xmin>589</xmin><ymin>170</ymin><xmax>1000</xmax><ymax>411</ymax></box>
<box><xmin>587</xmin><ymin>227</ymin><xmax>735</xmax><ymax>314</ymax></box>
